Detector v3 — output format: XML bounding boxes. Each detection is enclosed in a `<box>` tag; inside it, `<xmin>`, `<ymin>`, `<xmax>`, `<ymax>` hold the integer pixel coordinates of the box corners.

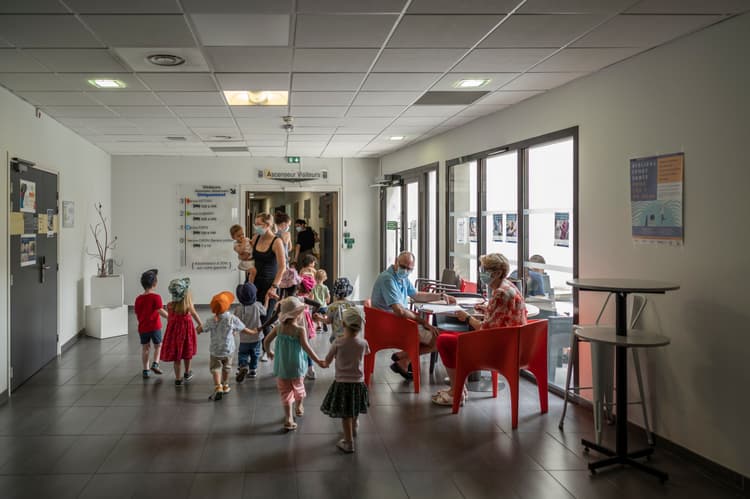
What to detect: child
<box><xmin>314</xmin><ymin>277</ymin><xmax>357</xmax><ymax>344</ymax></box>
<box><xmin>278</xmin><ymin>261</ymin><xmax>301</xmax><ymax>299</ymax></box>
<box><xmin>233</xmin><ymin>282</ymin><xmax>266</xmax><ymax>382</ymax></box>
<box><xmin>230</xmin><ymin>224</ymin><xmax>256</xmax><ymax>283</ymax></box>
<box><xmin>311</xmin><ymin>269</ymin><xmax>331</xmax><ymax>332</ymax></box>
<box><xmin>298</xmin><ymin>253</ymin><xmax>317</xmax><ymax>279</ymax></box>
<box><xmin>263</xmin><ymin>297</ymin><xmax>324</xmax><ymax>431</ymax></box>
<box><xmin>298</xmin><ymin>274</ymin><xmax>320</xmax><ymax>379</ymax></box>
<box><xmin>201</xmin><ymin>291</ymin><xmax>257</xmax><ymax>401</ymax></box>
<box><xmin>134</xmin><ymin>269</ymin><xmax>168</xmax><ymax>378</ymax></box>
<box><xmin>320</xmin><ymin>306</ymin><xmax>370</xmax><ymax>453</ymax></box>
<box><xmin>160</xmin><ymin>278</ymin><xmax>203</xmax><ymax>387</ymax></box>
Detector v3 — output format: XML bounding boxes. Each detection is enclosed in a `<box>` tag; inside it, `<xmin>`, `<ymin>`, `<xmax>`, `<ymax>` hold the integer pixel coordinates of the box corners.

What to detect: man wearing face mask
<box><xmin>370</xmin><ymin>251</ymin><xmax>457</xmax><ymax>380</ymax></box>
<box><xmin>293</xmin><ymin>219</ymin><xmax>316</xmax><ymax>265</ymax></box>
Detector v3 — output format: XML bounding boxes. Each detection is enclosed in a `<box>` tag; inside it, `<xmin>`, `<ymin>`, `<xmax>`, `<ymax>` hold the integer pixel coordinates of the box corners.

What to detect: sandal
<box><xmin>431</xmin><ymin>391</ymin><xmax>465</xmax><ymax>407</ymax></box>
<box><xmin>283</xmin><ymin>421</ymin><xmax>298</xmax><ymax>431</ymax></box>
<box><xmin>295</xmin><ymin>402</ymin><xmax>304</xmax><ymax>417</ymax></box>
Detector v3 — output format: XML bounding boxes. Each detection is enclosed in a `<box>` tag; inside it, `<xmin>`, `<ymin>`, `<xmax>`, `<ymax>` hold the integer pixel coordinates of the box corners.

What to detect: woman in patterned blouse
<box><xmin>432</xmin><ymin>253</ymin><xmax>527</xmax><ymax>406</ymax></box>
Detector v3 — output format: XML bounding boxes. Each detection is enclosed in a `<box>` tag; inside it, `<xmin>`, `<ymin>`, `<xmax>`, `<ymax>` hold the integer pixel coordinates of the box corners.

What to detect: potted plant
<box><xmin>87</xmin><ymin>202</ymin><xmax>123</xmax><ymax>307</ymax></box>
<box><xmin>88</xmin><ymin>202</ymin><xmax>118</xmax><ymax>277</ymax></box>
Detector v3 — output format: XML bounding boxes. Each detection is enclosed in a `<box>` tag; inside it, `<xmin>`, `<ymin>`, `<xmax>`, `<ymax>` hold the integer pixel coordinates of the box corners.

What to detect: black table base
<box><xmin>582</xmin><ymin>437</ymin><xmax>668</xmax><ymax>482</ymax></box>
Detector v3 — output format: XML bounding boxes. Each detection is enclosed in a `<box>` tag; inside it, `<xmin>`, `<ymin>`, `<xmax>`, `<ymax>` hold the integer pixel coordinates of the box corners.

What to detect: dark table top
<box><xmin>566</xmin><ymin>278</ymin><xmax>679</xmax><ymax>294</ymax></box>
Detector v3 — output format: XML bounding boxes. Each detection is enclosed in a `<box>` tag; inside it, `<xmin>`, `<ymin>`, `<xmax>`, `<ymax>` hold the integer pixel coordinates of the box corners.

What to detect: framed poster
<box><xmin>469</xmin><ymin>216</ymin><xmax>477</xmax><ymax>242</ymax></box>
<box><xmin>554</xmin><ymin>212</ymin><xmax>570</xmax><ymax>247</ymax></box>
<box><xmin>20</xmin><ymin>234</ymin><xmax>36</xmax><ymax>266</ymax></box>
<box><xmin>492</xmin><ymin>213</ymin><xmax>503</xmax><ymax>242</ymax></box>
<box><xmin>630</xmin><ymin>153</ymin><xmax>684</xmax><ymax>245</ymax></box>
<box><xmin>20</xmin><ymin>179</ymin><xmax>36</xmax><ymax>213</ymax></box>
<box><xmin>505</xmin><ymin>213</ymin><xmax>518</xmax><ymax>243</ymax></box>
<box><xmin>62</xmin><ymin>201</ymin><xmax>74</xmax><ymax>228</ymax></box>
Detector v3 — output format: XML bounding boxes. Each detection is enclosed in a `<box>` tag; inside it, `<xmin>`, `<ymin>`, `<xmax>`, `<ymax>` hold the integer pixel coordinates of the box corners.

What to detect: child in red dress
<box><xmin>160</xmin><ymin>277</ymin><xmax>204</xmax><ymax>386</ymax></box>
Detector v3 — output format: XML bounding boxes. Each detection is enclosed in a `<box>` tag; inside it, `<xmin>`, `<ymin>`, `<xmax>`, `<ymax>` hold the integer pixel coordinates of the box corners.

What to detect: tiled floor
<box><xmin>0</xmin><ymin>313</ymin><xmax>743</xmax><ymax>499</ymax></box>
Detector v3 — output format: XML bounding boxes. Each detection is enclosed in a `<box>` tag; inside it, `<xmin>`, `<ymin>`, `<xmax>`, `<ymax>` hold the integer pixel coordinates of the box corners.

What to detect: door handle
<box><xmin>39</xmin><ymin>257</ymin><xmax>51</xmax><ymax>283</ymax></box>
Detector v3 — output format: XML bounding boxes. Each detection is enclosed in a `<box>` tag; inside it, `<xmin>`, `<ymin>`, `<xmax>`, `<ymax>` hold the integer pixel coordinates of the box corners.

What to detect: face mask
<box><xmin>479</xmin><ymin>271</ymin><xmax>493</xmax><ymax>285</ymax></box>
<box><xmin>396</xmin><ymin>265</ymin><xmax>412</xmax><ymax>279</ymax></box>
<box><xmin>254</xmin><ymin>225</ymin><xmax>266</xmax><ymax>235</ymax></box>
<box><xmin>295</xmin><ymin>226</ymin><xmax>302</xmax><ymax>232</ymax></box>
<box><xmin>281</xmin><ymin>226</ymin><xmax>290</xmax><ymax>232</ymax></box>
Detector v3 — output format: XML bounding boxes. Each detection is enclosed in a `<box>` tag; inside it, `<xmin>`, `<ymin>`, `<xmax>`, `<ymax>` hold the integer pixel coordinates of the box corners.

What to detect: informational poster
<box><xmin>9</xmin><ymin>212</ymin><xmax>24</xmax><ymax>235</ymax></box>
<box><xmin>179</xmin><ymin>185</ymin><xmax>239</xmax><ymax>271</ymax></box>
<box><xmin>20</xmin><ymin>234</ymin><xmax>36</xmax><ymax>266</ymax></box>
<box><xmin>492</xmin><ymin>213</ymin><xmax>503</xmax><ymax>242</ymax></box>
<box><xmin>630</xmin><ymin>153</ymin><xmax>684</xmax><ymax>245</ymax></box>
<box><xmin>46</xmin><ymin>209</ymin><xmax>56</xmax><ymax>237</ymax></box>
<box><xmin>456</xmin><ymin>217</ymin><xmax>467</xmax><ymax>244</ymax></box>
<box><xmin>554</xmin><ymin>212</ymin><xmax>570</xmax><ymax>247</ymax></box>
<box><xmin>469</xmin><ymin>216</ymin><xmax>477</xmax><ymax>242</ymax></box>
<box><xmin>19</xmin><ymin>179</ymin><xmax>36</xmax><ymax>213</ymax></box>
<box><xmin>62</xmin><ymin>201</ymin><xmax>74</xmax><ymax>228</ymax></box>
<box><xmin>505</xmin><ymin>213</ymin><xmax>518</xmax><ymax>243</ymax></box>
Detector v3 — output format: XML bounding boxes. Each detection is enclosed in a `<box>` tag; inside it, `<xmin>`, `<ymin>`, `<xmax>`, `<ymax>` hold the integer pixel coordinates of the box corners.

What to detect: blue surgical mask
<box><xmin>479</xmin><ymin>271</ymin><xmax>493</xmax><ymax>285</ymax></box>
<box><xmin>396</xmin><ymin>268</ymin><xmax>409</xmax><ymax>279</ymax></box>
<box><xmin>254</xmin><ymin>225</ymin><xmax>266</xmax><ymax>235</ymax></box>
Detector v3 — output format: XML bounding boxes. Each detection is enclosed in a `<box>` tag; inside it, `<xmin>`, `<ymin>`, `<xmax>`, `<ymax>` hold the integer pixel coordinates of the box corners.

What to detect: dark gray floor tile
<box><xmin>509</xmin><ymin>431</ymin><xmax>590</xmax><ymax>470</ymax></box>
<box><xmin>23</xmin><ymin>367</ymin><xmax>78</xmax><ymax>386</ymax></box>
<box><xmin>451</xmin><ymin>470</ymin><xmax>521</xmax><ymax>499</ymax></box>
<box><xmin>74</xmin><ymin>385</ymin><xmax>124</xmax><ymax>406</ymax></box>
<box><xmin>296</xmin><ymin>470</ymin><xmax>408</xmax><ymax>499</ymax></box>
<box><xmin>189</xmin><ymin>473</ymin><xmax>245</xmax><ymax>499</ymax></box>
<box><xmin>0</xmin><ymin>474</ymin><xmax>91</xmax><ymax>499</ymax></box>
<box><xmin>244</xmin><ymin>434</ymin><xmax>296</xmax><ymax>472</ymax></box>
<box><xmin>548</xmin><ymin>470</ymin><xmax>625</xmax><ymax>499</ymax></box>
<box><xmin>510</xmin><ymin>470</ymin><xmax>576</xmax><ymax>499</ymax></box>
<box><xmin>44</xmin><ymin>405</ymin><xmax>106</xmax><ymax>434</ymax></box>
<box><xmin>64</xmin><ymin>366</ymin><xmax>115</xmax><ymax>385</ymax></box>
<box><xmin>197</xmin><ymin>434</ymin><xmax>253</xmax><ymax>472</ymax></box>
<box><xmin>399</xmin><ymin>471</ymin><xmax>466</xmax><ymax>499</ymax></box>
<box><xmin>99</xmin><ymin>434</ymin><xmax>207</xmax><ymax>473</ymax></box>
<box><xmin>51</xmin><ymin>435</ymin><xmax>120</xmax><ymax>473</ymax></box>
<box><xmin>0</xmin><ymin>405</ymin><xmax>69</xmax><ymax>435</ymax></box>
<box><xmin>79</xmin><ymin>473</ymin><xmax>194</xmax><ymax>499</ymax></box>
<box><xmin>242</xmin><ymin>472</ymin><xmax>297</xmax><ymax>499</ymax></box>
<box><xmin>84</xmin><ymin>405</ymin><xmax>142</xmax><ymax>435</ymax></box>
<box><xmin>0</xmin><ymin>435</ymin><xmax>76</xmax><ymax>474</ymax></box>
<box><xmin>294</xmin><ymin>432</ymin><xmax>395</xmax><ymax>471</ymax></box>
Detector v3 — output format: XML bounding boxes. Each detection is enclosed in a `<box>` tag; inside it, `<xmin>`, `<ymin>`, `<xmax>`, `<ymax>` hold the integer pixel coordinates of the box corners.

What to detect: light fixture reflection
<box><xmin>224</xmin><ymin>90</ymin><xmax>288</xmax><ymax>106</ymax></box>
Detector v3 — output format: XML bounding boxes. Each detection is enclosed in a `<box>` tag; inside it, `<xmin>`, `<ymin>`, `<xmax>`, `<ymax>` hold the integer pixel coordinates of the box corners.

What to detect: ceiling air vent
<box><xmin>166</xmin><ymin>136</ymin><xmax>187</xmax><ymax>141</ymax></box>
<box><xmin>209</xmin><ymin>146</ymin><xmax>249</xmax><ymax>153</ymax></box>
<box><xmin>413</xmin><ymin>91</ymin><xmax>489</xmax><ymax>106</ymax></box>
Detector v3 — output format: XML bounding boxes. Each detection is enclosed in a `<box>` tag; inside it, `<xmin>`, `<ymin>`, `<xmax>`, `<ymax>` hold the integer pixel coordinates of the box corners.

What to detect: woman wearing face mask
<box><xmin>274</xmin><ymin>212</ymin><xmax>293</xmax><ymax>263</ymax></box>
<box><xmin>251</xmin><ymin>213</ymin><xmax>287</xmax><ymax>332</ymax></box>
<box><xmin>432</xmin><ymin>253</ymin><xmax>527</xmax><ymax>406</ymax></box>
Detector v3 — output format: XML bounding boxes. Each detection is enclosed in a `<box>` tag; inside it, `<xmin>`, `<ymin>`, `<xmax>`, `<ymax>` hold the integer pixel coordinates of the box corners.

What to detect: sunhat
<box><xmin>279</xmin><ymin>296</ymin><xmax>305</xmax><ymax>322</ymax></box>
<box><xmin>210</xmin><ymin>291</ymin><xmax>235</xmax><ymax>314</ymax></box>
<box><xmin>168</xmin><ymin>277</ymin><xmax>190</xmax><ymax>301</ymax></box>
<box><xmin>236</xmin><ymin>282</ymin><xmax>257</xmax><ymax>306</ymax></box>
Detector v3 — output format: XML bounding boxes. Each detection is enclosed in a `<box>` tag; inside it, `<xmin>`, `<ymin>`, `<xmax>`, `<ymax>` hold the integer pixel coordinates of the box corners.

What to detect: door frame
<box><xmin>6</xmin><ymin>154</ymin><xmax>61</xmax><ymax>395</ymax></box>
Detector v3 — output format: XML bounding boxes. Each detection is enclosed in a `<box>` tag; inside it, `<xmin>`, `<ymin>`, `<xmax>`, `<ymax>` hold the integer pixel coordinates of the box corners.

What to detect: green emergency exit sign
<box><xmin>287</xmin><ymin>156</ymin><xmax>300</xmax><ymax>164</ymax></box>
<box><xmin>385</xmin><ymin>220</ymin><xmax>399</xmax><ymax>230</ymax></box>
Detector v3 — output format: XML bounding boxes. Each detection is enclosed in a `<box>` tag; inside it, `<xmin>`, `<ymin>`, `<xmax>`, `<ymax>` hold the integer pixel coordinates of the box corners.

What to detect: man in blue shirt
<box><xmin>371</xmin><ymin>251</ymin><xmax>456</xmax><ymax>380</ymax></box>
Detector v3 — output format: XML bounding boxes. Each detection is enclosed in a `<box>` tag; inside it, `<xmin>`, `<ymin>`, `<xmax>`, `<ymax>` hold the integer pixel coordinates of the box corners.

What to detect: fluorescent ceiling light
<box><xmin>389</xmin><ymin>136</ymin><xmax>404</xmax><ymax>141</ymax></box>
<box><xmin>454</xmin><ymin>79</ymin><xmax>490</xmax><ymax>89</ymax></box>
<box><xmin>88</xmin><ymin>79</ymin><xmax>126</xmax><ymax>89</ymax></box>
<box><xmin>223</xmin><ymin>90</ymin><xmax>288</xmax><ymax>106</ymax></box>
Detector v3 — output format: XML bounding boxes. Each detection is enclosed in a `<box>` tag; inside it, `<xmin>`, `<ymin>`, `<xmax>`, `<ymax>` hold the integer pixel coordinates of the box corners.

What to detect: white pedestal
<box><xmin>91</xmin><ymin>275</ymin><xmax>124</xmax><ymax>308</ymax></box>
<box><xmin>86</xmin><ymin>305</ymin><xmax>128</xmax><ymax>339</ymax></box>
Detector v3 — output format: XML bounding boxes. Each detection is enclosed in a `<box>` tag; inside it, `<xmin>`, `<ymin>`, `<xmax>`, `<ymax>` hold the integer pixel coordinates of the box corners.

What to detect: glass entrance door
<box><xmin>448</xmin><ymin>161</ymin><xmax>478</xmax><ymax>284</ymax></box>
<box><xmin>383</xmin><ymin>185</ymin><xmax>402</xmax><ymax>267</ymax></box>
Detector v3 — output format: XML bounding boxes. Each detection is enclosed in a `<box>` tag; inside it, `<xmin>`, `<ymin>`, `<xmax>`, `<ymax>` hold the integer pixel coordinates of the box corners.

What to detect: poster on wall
<box><xmin>456</xmin><ymin>217</ymin><xmax>467</xmax><ymax>244</ymax></box>
<box><xmin>630</xmin><ymin>153</ymin><xmax>684</xmax><ymax>245</ymax></box>
<box><xmin>179</xmin><ymin>185</ymin><xmax>239</xmax><ymax>271</ymax></box>
<box><xmin>19</xmin><ymin>179</ymin><xmax>36</xmax><ymax>213</ymax></box>
<box><xmin>20</xmin><ymin>234</ymin><xmax>36</xmax><ymax>266</ymax></box>
<box><xmin>505</xmin><ymin>213</ymin><xmax>518</xmax><ymax>243</ymax></box>
<box><xmin>469</xmin><ymin>216</ymin><xmax>477</xmax><ymax>242</ymax></box>
<box><xmin>62</xmin><ymin>201</ymin><xmax>74</xmax><ymax>228</ymax></box>
<box><xmin>492</xmin><ymin>213</ymin><xmax>503</xmax><ymax>242</ymax></box>
<box><xmin>46</xmin><ymin>208</ymin><xmax>55</xmax><ymax>237</ymax></box>
<box><xmin>554</xmin><ymin>212</ymin><xmax>570</xmax><ymax>247</ymax></box>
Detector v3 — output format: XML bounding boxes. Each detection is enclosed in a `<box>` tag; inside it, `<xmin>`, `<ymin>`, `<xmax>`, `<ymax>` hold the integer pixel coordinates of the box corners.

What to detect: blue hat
<box><xmin>333</xmin><ymin>277</ymin><xmax>353</xmax><ymax>298</ymax></box>
<box><xmin>236</xmin><ymin>282</ymin><xmax>257</xmax><ymax>306</ymax></box>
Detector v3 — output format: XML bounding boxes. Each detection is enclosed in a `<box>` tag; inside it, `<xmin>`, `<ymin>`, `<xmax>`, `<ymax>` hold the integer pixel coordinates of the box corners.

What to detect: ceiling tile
<box><xmin>292</xmin><ymin>73</ymin><xmax>365</xmax><ymax>91</ymax></box>
<box><xmin>110</xmin><ymin>106</ymin><xmax>175</xmax><ymax>117</ymax></box>
<box><xmin>290</xmin><ymin>106</ymin><xmax>347</xmax><ymax>117</ymax></box>
<box><xmin>192</xmin><ymin>127</ymin><xmax>243</xmax><ymax>140</ymax></box>
<box><xmin>291</xmin><ymin>91</ymin><xmax>354</xmax><ymax>106</ymax></box>
<box><xmin>520</xmin><ymin>0</ymin><xmax>634</xmax><ymax>14</ymax></box>
<box><xmin>532</xmin><ymin>47</ymin><xmax>640</xmax><ymax>71</ymax></box>
<box><xmin>65</xmin><ymin>0</ymin><xmax>182</xmax><ymax>13</ymax></box>
<box><xmin>0</xmin><ymin>1</ymin><xmax>67</xmax><ymax>14</ymax></box>
<box><xmin>138</xmin><ymin>73</ymin><xmax>217</xmax><ymax>91</ymax></box>
<box><xmin>19</xmin><ymin>91</ymin><xmax>98</xmax><ymax>105</ymax></box>
<box><xmin>171</xmin><ymin>106</ymin><xmax>232</xmax><ymax>117</ymax></box>
<box><xmin>129</xmin><ymin>118</ymin><xmax>190</xmax><ymax>132</ymax></box>
<box><xmin>626</xmin><ymin>0</ymin><xmax>750</xmax><ymax>14</ymax></box>
<box><xmin>401</xmin><ymin>105</ymin><xmax>465</xmax><ymax>117</ymax></box>
<box><xmin>352</xmin><ymin>91</ymin><xmax>422</xmax><ymax>106</ymax></box>
<box><xmin>501</xmin><ymin>72</ymin><xmax>587</xmax><ymax>91</ymax></box>
<box><xmin>454</xmin><ymin>48</ymin><xmax>556</xmax><ymax>72</ymax></box>
<box><xmin>245</xmin><ymin>135</ymin><xmax>287</xmax><ymax>146</ymax></box>
<box><xmin>182</xmin><ymin>117</ymin><xmax>238</xmax><ymax>128</ymax></box>
<box><xmin>291</xmin><ymin>117</ymin><xmax>342</xmax><ymax>127</ymax></box>
<box><xmin>42</xmin><ymin>106</ymin><xmax>117</xmax><ymax>118</ymax></box>
<box><xmin>287</xmin><ymin>134</ymin><xmax>332</xmax><ymax>142</ymax></box>
<box><xmin>328</xmin><ymin>134</ymin><xmax>375</xmax><ymax>145</ymax></box>
<box><xmin>0</xmin><ymin>49</ymin><xmax>50</xmax><ymax>71</ymax></box>
<box><xmin>61</xmin><ymin>117</ymin><xmax>141</xmax><ymax>132</ymax></box>
<box><xmin>190</xmin><ymin>14</ymin><xmax>290</xmax><ymax>46</ymax></box>
<box><xmin>27</xmin><ymin>49</ymin><xmax>127</xmax><ymax>72</ymax></box>
<box><xmin>0</xmin><ymin>73</ymin><xmax>79</xmax><ymax>91</ymax></box>
<box><xmin>374</xmin><ymin>49</ymin><xmax>465</xmax><ymax>72</ymax></box>
<box><xmin>297</xmin><ymin>0</ymin><xmax>405</xmax><ymax>13</ymax></box>
<box><xmin>158</xmin><ymin>91</ymin><xmax>225</xmax><ymax>105</ymax></box>
<box><xmin>81</xmin><ymin>15</ymin><xmax>196</xmax><ymax>47</ymax></box>
<box><xmin>182</xmin><ymin>0</ymin><xmax>293</xmax><ymax>14</ymax></box>
<box><xmin>432</xmin><ymin>72</ymin><xmax>518</xmax><ymax>91</ymax></box>
<box><xmin>249</xmin><ymin>147</ymin><xmax>285</xmax><ymax>156</ymax></box>
<box><xmin>0</xmin><ymin>15</ymin><xmax>102</xmax><ymax>48</ymax></box>
<box><xmin>293</xmin><ymin>49</ymin><xmax>378</xmax><ymax>72</ymax></box>
<box><xmin>347</xmin><ymin>106</ymin><xmax>405</xmax><ymax>117</ymax></box>
<box><xmin>216</xmin><ymin>73</ymin><xmax>290</xmax><ymax>90</ymax></box>
<box><xmin>286</xmin><ymin>144</ymin><xmax>325</xmax><ymax>156</ymax></box>
<box><xmin>389</xmin><ymin>15</ymin><xmax>502</xmax><ymax>48</ymax></box>
<box><xmin>230</xmin><ymin>106</ymin><xmax>289</xmax><ymax>118</ymax></box>
<box><xmin>572</xmin><ymin>14</ymin><xmax>722</xmax><ymax>48</ymax></box>
<box><xmin>392</xmin><ymin>116</ymin><xmax>447</xmax><ymax>127</ymax></box>
<box><xmin>475</xmin><ymin>90</ymin><xmax>542</xmax><ymax>105</ymax></box>
<box><xmin>407</xmin><ymin>0</ymin><xmax>520</xmax><ymax>13</ymax></box>
<box><xmin>441</xmin><ymin>115</ymin><xmax>481</xmax><ymax>126</ymax></box>
<box><xmin>236</xmin><ymin>118</ymin><xmax>287</xmax><ymax>130</ymax></box>
<box><xmin>90</xmin><ymin>91</ymin><xmax>162</xmax><ymax>106</ymax></box>
<box><xmin>455</xmin><ymin>104</ymin><xmax>509</xmax><ymax>116</ymax></box>
<box><xmin>114</xmin><ymin>47</ymin><xmax>209</xmax><ymax>72</ymax></box>
<box><xmin>480</xmin><ymin>14</ymin><xmax>607</xmax><ymax>48</ymax></box>
<box><xmin>206</xmin><ymin>47</ymin><xmax>293</xmax><ymax>72</ymax></box>
<box><xmin>295</xmin><ymin>14</ymin><xmax>396</xmax><ymax>48</ymax></box>
<box><xmin>362</xmin><ymin>73</ymin><xmax>440</xmax><ymax>91</ymax></box>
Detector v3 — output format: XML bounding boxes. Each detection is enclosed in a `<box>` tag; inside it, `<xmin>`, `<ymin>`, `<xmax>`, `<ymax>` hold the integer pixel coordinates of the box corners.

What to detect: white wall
<box><xmin>111</xmin><ymin>156</ymin><xmax>379</xmax><ymax>305</ymax></box>
<box><xmin>0</xmin><ymin>86</ymin><xmax>111</xmax><ymax>394</ymax></box>
<box><xmin>381</xmin><ymin>13</ymin><xmax>750</xmax><ymax>477</ymax></box>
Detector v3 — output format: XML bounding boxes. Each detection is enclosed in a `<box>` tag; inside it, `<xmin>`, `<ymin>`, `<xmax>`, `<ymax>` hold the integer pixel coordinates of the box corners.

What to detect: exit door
<box><xmin>8</xmin><ymin>158</ymin><xmax>59</xmax><ymax>391</ymax></box>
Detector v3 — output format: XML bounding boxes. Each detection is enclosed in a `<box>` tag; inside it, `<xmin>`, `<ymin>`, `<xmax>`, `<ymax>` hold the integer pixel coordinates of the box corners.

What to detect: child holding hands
<box><xmin>320</xmin><ymin>306</ymin><xmax>370</xmax><ymax>453</ymax></box>
<box><xmin>134</xmin><ymin>269</ymin><xmax>168</xmax><ymax>379</ymax></box>
<box><xmin>160</xmin><ymin>277</ymin><xmax>203</xmax><ymax>386</ymax></box>
<box><xmin>263</xmin><ymin>297</ymin><xmax>324</xmax><ymax>431</ymax></box>
<box><xmin>233</xmin><ymin>282</ymin><xmax>266</xmax><ymax>382</ymax></box>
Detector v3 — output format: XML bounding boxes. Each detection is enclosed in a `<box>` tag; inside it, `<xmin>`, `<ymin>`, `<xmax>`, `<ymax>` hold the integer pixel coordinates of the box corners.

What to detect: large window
<box><xmin>447</xmin><ymin>161</ymin><xmax>478</xmax><ymax>283</ymax></box>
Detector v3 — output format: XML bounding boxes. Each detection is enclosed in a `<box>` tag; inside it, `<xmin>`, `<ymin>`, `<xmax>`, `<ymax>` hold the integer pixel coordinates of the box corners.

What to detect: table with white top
<box><xmin>567</xmin><ymin>278</ymin><xmax>679</xmax><ymax>482</ymax></box>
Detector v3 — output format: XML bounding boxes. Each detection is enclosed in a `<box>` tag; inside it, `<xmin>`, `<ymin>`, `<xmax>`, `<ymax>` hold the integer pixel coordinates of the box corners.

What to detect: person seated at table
<box><xmin>370</xmin><ymin>251</ymin><xmax>456</xmax><ymax>381</ymax></box>
<box><xmin>510</xmin><ymin>254</ymin><xmax>547</xmax><ymax>297</ymax></box>
<box><xmin>432</xmin><ymin>253</ymin><xmax>527</xmax><ymax>406</ymax></box>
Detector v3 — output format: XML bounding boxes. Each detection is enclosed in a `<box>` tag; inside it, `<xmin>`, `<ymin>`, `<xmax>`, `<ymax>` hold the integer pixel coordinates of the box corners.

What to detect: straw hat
<box><xmin>279</xmin><ymin>296</ymin><xmax>305</xmax><ymax>322</ymax></box>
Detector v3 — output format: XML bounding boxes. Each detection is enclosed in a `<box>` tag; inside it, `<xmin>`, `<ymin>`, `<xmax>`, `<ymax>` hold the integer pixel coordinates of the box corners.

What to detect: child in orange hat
<box><xmin>202</xmin><ymin>291</ymin><xmax>257</xmax><ymax>400</ymax></box>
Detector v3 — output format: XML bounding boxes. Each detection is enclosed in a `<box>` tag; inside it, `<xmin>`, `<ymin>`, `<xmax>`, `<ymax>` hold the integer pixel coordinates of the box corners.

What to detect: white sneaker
<box><xmin>305</xmin><ymin>366</ymin><xmax>316</xmax><ymax>379</ymax></box>
<box><xmin>260</xmin><ymin>352</ymin><xmax>268</xmax><ymax>362</ymax></box>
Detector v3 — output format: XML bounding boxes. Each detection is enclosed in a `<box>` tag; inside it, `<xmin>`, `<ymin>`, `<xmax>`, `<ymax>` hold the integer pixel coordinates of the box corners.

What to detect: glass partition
<box><xmin>484</xmin><ymin>151</ymin><xmax>519</xmax><ymax>275</ymax></box>
<box><xmin>384</xmin><ymin>185</ymin><xmax>401</xmax><ymax>267</ymax></box>
<box><xmin>448</xmin><ymin>161</ymin><xmax>478</xmax><ymax>283</ymax></box>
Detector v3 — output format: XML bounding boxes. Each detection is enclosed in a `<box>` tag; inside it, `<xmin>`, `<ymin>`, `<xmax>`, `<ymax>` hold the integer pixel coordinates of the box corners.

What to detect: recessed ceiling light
<box><xmin>88</xmin><ymin>79</ymin><xmax>126</xmax><ymax>89</ymax></box>
<box><xmin>454</xmin><ymin>79</ymin><xmax>491</xmax><ymax>89</ymax></box>
<box><xmin>147</xmin><ymin>53</ymin><xmax>186</xmax><ymax>67</ymax></box>
<box><xmin>389</xmin><ymin>136</ymin><xmax>404</xmax><ymax>141</ymax></box>
<box><xmin>223</xmin><ymin>90</ymin><xmax>288</xmax><ymax>106</ymax></box>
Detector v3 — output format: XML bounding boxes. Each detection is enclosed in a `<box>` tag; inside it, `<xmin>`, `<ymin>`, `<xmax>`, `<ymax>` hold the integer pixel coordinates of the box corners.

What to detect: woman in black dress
<box><xmin>251</xmin><ymin>213</ymin><xmax>287</xmax><ymax>331</ymax></box>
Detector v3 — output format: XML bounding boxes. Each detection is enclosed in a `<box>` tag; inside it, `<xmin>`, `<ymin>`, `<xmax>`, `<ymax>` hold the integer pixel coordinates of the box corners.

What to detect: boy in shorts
<box><xmin>134</xmin><ymin>269</ymin><xmax>169</xmax><ymax>378</ymax></box>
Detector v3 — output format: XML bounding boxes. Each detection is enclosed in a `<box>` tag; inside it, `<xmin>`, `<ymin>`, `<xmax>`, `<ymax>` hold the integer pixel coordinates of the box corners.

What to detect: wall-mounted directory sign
<box><xmin>179</xmin><ymin>185</ymin><xmax>239</xmax><ymax>271</ymax></box>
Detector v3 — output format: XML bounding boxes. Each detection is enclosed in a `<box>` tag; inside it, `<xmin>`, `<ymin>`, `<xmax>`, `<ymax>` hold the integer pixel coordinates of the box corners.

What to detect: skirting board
<box><xmin>0</xmin><ymin>389</ymin><xmax>7</xmax><ymax>407</ymax></box>
<box><xmin>61</xmin><ymin>329</ymin><xmax>85</xmax><ymax>353</ymax></box>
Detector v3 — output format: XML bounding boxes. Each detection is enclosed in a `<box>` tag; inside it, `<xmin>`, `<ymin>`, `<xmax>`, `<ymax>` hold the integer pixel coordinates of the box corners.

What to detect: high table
<box><xmin>567</xmin><ymin>278</ymin><xmax>679</xmax><ymax>482</ymax></box>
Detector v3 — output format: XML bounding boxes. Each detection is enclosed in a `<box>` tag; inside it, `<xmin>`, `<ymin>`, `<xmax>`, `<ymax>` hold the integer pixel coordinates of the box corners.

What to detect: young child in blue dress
<box><xmin>263</xmin><ymin>296</ymin><xmax>324</xmax><ymax>431</ymax></box>
<box><xmin>320</xmin><ymin>306</ymin><xmax>370</xmax><ymax>453</ymax></box>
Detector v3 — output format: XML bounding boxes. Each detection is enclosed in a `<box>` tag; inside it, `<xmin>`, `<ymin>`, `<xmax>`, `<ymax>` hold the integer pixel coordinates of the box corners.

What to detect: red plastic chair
<box><xmin>460</xmin><ymin>279</ymin><xmax>478</xmax><ymax>293</ymax></box>
<box><xmin>363</xmin><ymin>306</ymin><xmax>422</xmax><ymax>393</ymax></box>
<box><xmin>452</xmin><ymin>319</ymin><xmax>548</xmax><ymax>428</ymax></box>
